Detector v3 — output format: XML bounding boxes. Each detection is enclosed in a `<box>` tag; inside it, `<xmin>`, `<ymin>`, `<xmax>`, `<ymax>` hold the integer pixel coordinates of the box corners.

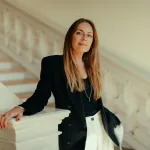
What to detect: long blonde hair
<box><xmin>63</xmin><ymin>18</ymin><xmax>102</xmax><ymax>100</ymax></box>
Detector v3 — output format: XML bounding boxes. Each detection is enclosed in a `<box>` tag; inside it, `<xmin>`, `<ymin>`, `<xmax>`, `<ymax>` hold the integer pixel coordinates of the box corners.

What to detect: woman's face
<box><xmin>72</xmin><ymin>22</ymin><xmax>93</xmax><ymax>55</ymax></box>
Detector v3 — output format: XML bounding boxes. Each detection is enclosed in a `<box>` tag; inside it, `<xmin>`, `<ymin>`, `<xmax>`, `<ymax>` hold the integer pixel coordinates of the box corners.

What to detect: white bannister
<box><xmin>101</xmin><ymin>56</ymin><xmax>150</xmax><ymax>150</ymax></box>
<box><xmin>0</xmin><ymin>107</ymin><xmax>70</xmax><ymax>150</ymax></box>
<box><xmin>0</xmin><ymin>0</ymin><xmax>64</xmax><ymax>78</ymax></box>
<box><xmin>0</xmin><ymin>82</ymin><xmax>21</xmax><ymax>112</ymax></box>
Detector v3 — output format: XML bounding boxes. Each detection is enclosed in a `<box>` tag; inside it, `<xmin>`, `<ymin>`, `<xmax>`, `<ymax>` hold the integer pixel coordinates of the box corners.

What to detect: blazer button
<box><xmin>68</xmin><ymin>105</ymin><xmax>71</xmax><ymax>109</ymax></box>
<box><xmin>68</xmin><ymin>123</ymin><xmax>72</xmax><ymax>127</ymax></box>
<box><xmin>67</xmin><ymin>141</ymin><xmax>71</xmax><ymax>145</ymax></box>
<box><xmin>91</xmin><ymin>117</ymin><xmax>94</xmax><ymax>121</ymax></box>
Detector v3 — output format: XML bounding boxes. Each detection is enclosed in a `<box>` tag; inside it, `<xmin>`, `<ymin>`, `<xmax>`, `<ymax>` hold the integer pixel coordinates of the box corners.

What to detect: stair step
<box><xmin>0</xmin><ymin>62</ymin><xmax>19</xmax><ymax>69</ymax></box>
<box><xmin>2</xmin><ymin>79</ymin><xmax>38</xmax><ymax>95</ymax></box>
<box><xmin>0</xmin><ymin>57</ymin><xmax>21</xmax><ymax>69</ymax></box>
<box><xmin>0</xmin><ymin>58</ymin><xmax>13</xmax><ymax>62</ymax></box>
<box><xmin>122</xmin><ymin>148</ymin><xmax>135</xmax><ymax>150</ymax></box>
<box><xmin>0</xmin><ymin>73</ymin><xmax>31</xmax><ymax>81</ymax></box>
<box><xmin>0</xmin><ymin>70</ymin><xmax>34</xmax><ymax>81</ymax></box>
<box><xmin>0</xmin><ymin>68</ymin><xmax>27</xmax><ymax>81</ymax></box>
<box><xmin>115</xmin><ymin>147</ymin><xmax>135</xmax><ymax>150</ymax></box>
<box><xmin>6</xmin><ymin>81</ymin><xmax>37</xmax><ymax>94</ymax></box>
<box><xmin>0</xmin><ymin>68</ymin><xmax>26</xmax><ymax>73</ymax></box>
<box><xmin>2</xmin><ymin>79</ymin><xmax>39</xmax><ymax>86</ymax></box>
<box><xmin>16</xmin><ymin>92</ymin><xmax>33</xmax><ymax>100</ymax></box>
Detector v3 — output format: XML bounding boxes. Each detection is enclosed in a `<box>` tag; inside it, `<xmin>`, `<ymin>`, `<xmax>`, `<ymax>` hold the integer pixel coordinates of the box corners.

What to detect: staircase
<box><xmin>1</xmin><ymin>0</ymin><xmax>150</xmax><ymax>149</ymax></box>
<box><xmin>0</xmin><ymin>51</ymin><xmax>38</xmax><ymax>102</ymax></box>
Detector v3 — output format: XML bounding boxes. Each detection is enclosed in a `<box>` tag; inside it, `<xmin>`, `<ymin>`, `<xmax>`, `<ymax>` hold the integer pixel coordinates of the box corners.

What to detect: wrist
<box><xmin>14</xmin><ymin>106</ymin><xmax>25</xmax><ymax>112</ymax></box>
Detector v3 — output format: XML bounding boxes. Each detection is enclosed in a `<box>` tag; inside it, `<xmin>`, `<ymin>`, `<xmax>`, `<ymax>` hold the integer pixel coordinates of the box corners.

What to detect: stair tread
<box><xmin>2</xmin><ymin>78</ymin><xmax>39</xmax><ymax>85</ymax></box>
<box><xmin>0</xmin><ymin>68</ymin><xmax>26</xmax><ymax>73</ymax></box>
<box><xmin>115</xmin><ymin>147</ymin><xmax>135</xmax><ymax>150</ymax></box>
<box><xmin>16</xmin><ymin>92</ymin><xmax>33</xmax><ymax>99</ymax></box>
<box><xmin>122</xmin><ymin>149</ymin><xmax>135</xmax><ymax>150</ymax></box>
<box><xmin>0</xmin><ymin>58</ymin><xmax>13</xmax><ymax>62</ymax></box>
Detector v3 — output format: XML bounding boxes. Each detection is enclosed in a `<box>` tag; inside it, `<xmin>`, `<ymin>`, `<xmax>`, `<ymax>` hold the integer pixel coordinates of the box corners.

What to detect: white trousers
<box><xmin>84</xmin><ymin>111</ymin><xmax>114</xmax><ymax>150</ymax></box>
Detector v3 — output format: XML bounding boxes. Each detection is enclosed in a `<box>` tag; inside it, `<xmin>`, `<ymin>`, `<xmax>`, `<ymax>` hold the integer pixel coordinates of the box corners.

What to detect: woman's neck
<box><xmin>72</xmin><ymin>53</ymin><xmax>87</xmax><ymax>79</ymax></box>
<box><xmin>73</xmin><ymin>53</ymin><xmax>84</xmax><ymax>65</ymax></box>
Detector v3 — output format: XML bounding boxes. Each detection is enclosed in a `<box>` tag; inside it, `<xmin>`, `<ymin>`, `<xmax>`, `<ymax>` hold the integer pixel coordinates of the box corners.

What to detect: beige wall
<box><xmin>5</xmin><ymin>0</ymin><xmax>150</xmax><ymax>75</ymax></box>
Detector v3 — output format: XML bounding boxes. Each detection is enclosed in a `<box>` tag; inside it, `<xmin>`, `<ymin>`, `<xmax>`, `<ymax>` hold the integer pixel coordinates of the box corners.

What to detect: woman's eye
<box><xmin>76</xmin><ymin>32</ymin><xmax>82</xmax><ymax>35</ymax></box>
<box><xmin>87</xmin><ymin>34</ymin><xmax>93</xmax><ymax>38</ymax></box>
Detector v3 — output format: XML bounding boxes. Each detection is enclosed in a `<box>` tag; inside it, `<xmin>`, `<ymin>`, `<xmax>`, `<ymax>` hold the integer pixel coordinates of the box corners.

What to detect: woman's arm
<box><xmin>19</xmin><ymin>57</ymin><xmax>52</xmax><ymax>115</ymax></box>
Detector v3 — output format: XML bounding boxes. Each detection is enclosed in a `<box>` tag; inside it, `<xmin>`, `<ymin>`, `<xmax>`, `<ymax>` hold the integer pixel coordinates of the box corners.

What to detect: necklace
<box><xmin>84</xmin><ymin>83</ymin><xmax>92</xmax><ymax>102</ymax></box>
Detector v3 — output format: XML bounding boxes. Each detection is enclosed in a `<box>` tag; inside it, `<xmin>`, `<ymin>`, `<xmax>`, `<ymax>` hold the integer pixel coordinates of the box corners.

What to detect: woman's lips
<box><xmin>78</xmin><ymin>43</ymin><xmax>87</xmax><ymax>46</ymax></box>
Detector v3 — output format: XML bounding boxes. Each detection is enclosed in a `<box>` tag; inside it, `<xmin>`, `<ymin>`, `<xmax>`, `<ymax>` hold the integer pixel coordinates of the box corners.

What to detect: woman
<box><xmin>0</xmin><ymin>18</ymin><xmax>123</xmax><ymax>150</ymax></box>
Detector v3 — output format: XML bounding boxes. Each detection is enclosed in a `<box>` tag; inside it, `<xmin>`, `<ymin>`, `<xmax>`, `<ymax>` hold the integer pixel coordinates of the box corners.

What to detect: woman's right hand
<box><xmin>0</xmin><ymin>106</ymin><xmax>24</xmax><ymax>129</ymax></box>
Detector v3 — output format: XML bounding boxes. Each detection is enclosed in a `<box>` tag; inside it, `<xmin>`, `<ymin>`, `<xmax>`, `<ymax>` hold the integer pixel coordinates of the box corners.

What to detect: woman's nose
<box><xmin>82</xmin><ymin>34</ymin><xmax>87</xmax><ymax>41</ymax></box>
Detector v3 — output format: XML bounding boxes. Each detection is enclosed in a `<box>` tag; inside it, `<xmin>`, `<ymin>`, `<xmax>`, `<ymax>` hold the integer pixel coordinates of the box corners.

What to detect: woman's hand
<box><xmin>0</xmin><ymin>106</ymin><xmax>24</xmax><ymax>129</ymax></box>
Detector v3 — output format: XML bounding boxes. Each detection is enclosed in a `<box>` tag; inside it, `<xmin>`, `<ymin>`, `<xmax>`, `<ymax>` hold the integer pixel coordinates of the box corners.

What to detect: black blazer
<box><xmin>19</xmin><ymin>55</ymin><xmax>123</xmax><ymax>150</ymax></box>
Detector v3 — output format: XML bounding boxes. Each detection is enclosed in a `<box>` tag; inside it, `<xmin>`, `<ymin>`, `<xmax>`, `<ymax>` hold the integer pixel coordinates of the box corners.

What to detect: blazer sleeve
<box><xmin>19</xmin><ymin>57</ymin><xmax>52</xmax><ymax>115</ymax></box>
